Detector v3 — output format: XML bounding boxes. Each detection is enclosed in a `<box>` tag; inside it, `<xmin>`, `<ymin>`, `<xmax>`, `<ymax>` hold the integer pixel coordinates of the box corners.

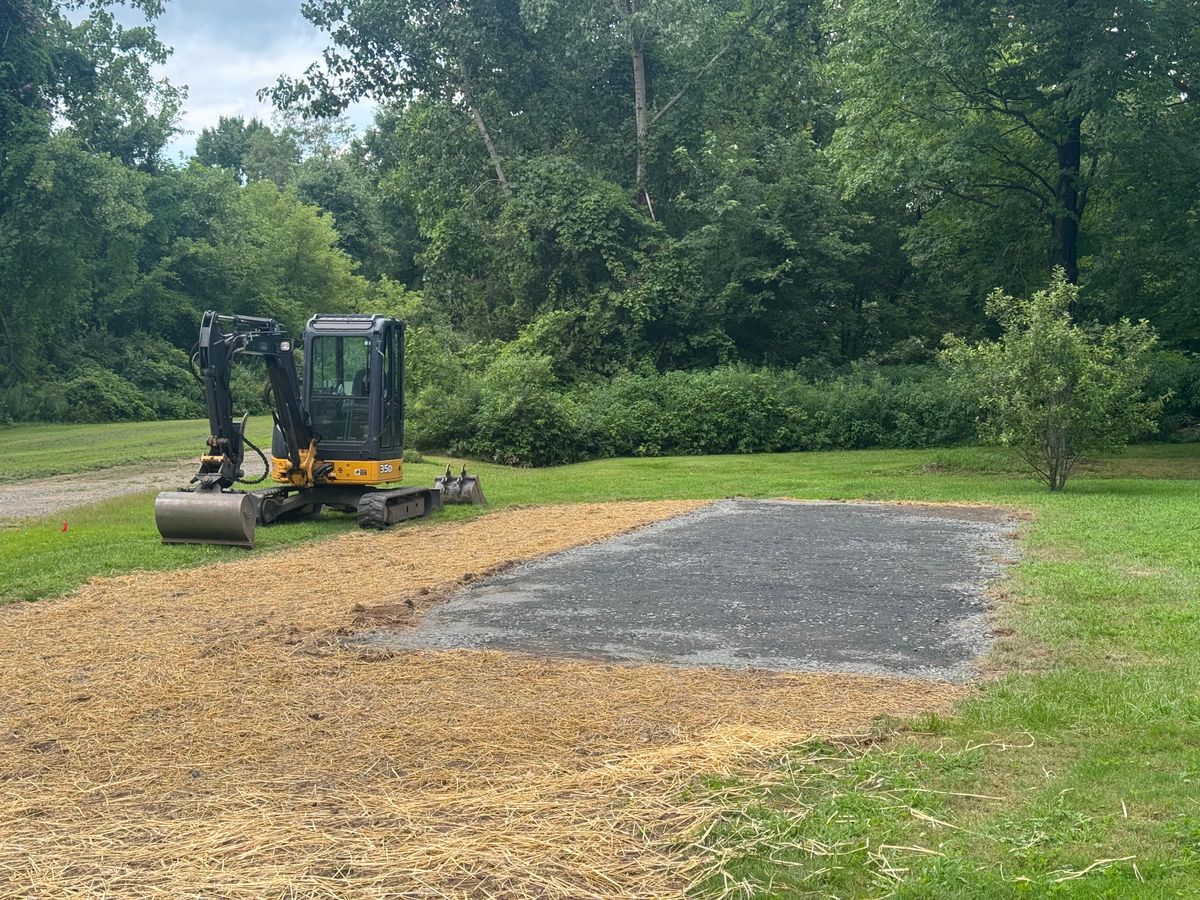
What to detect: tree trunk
<box><xmin>459</xmin><ymin>59</ymin><xmax>509</xmax><ymax>192</ymax></box>
<box><xmin>1049</xmin><ymin>115</ymin><xmax>1082</xmax><ymax>285</ymax></box>
<box><xmin>630</xmin><ymin>36</ymin><xmax>652</xmax><ymax>216</ymax></box>
<box><xmin>468</xmin><ymin>101</ymin><xmax>509</xmax><ymax>192</ymax></box>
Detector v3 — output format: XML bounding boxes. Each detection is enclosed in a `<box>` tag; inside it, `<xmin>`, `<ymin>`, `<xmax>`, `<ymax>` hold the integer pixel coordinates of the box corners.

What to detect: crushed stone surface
<box><xmin>359</xmin><ymin>499</ymin><xmax>1018</xmax><ymax>681</ymax></box>
<box><xmin>0</xmin><ymin>459</ymin><xmax>197</xmax><ymax>520</ymax></box>
<box><xmin>0</xmin><ymin>500</ymin><xmax>968</xmax><ymax>898</ymax></box>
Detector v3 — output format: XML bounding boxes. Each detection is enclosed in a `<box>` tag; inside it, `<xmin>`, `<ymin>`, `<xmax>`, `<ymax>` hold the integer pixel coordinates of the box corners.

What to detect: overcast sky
<box><xmin>127</xmin><ymin>0</ymin><xmax>375</xmax><ymax>161</ymax></box>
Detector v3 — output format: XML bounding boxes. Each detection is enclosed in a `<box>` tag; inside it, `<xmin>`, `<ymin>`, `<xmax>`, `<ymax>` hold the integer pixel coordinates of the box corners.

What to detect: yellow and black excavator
<box><xmin>154</xmin><ymin>310</ymin><xmax>484</xmax><ymax>548</ymax></box>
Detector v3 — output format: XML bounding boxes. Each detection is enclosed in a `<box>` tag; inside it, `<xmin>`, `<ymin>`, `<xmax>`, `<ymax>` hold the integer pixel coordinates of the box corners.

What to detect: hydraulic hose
<box><xmin>240</xmin><ymin>435</ymin><xmax>271</xmax><ymax>485</ymax></box>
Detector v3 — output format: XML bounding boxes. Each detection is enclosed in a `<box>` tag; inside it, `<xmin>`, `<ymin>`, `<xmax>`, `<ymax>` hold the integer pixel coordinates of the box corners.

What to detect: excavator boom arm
<box><xmin>193</xmin><ymin>311</ymin><xmax>313</xmax><ymax>490</ymax></box>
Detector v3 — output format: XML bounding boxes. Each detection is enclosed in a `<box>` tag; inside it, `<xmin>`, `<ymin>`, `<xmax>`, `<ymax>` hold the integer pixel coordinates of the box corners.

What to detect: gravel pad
<box><xmin>361</xmin><ymin>500</ymin><xmax>1016</xmax><ymax>681</ymax></box>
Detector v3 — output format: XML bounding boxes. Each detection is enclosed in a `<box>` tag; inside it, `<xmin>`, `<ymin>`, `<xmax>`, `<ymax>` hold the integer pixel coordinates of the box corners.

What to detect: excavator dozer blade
<box><xmin>154</xmin><ymin>490</ymin><xmax>257</xmax><ymax>548</ymax></box>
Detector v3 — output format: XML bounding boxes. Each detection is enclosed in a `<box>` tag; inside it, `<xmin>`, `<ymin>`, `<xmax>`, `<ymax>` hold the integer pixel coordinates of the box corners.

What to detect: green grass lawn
<box><xmin>0</xmin><ymin>419</ymin><xmax>217</xmax><ymax>482</ymax></box>
<box><xmin>2</xmin><ymin>419</ymin><xmax>1199</xmax><ymax>896</ymax></box>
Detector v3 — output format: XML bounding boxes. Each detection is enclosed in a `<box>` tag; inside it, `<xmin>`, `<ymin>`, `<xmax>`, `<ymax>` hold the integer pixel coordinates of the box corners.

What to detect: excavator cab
<box><xmin>154</xmin><ymin>311</ymin><xmax>483</xmax><ymax>549</ymax></box>
<box><xmin>272</xmin><ymin>315</ymin><xmax>405</xmax><ymax>487</ymax></box>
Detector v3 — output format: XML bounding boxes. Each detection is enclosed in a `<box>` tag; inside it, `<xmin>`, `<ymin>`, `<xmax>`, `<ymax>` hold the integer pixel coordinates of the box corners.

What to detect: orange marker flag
<box><xmin>61</xmin><ymin>521</ymin><xmax>69</xmax><ymax>532</ymax></box>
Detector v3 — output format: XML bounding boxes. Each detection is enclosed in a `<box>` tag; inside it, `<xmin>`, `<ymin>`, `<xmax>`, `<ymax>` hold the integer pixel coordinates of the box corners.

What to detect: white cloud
<box><xmin>130</xmin><ymin>0</ymin><xmax>377</xmax><ymax>161</ymax></box>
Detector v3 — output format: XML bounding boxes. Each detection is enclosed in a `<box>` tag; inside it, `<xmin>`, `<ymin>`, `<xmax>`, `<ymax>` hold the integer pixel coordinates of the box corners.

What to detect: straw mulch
<box><xmin>0</xmin><ymin>501</ymin><xmax>965</xmax><ymax>898</ymax></box>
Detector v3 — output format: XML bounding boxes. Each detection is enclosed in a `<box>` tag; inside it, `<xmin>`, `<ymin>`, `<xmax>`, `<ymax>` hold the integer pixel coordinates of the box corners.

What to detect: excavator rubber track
<box><xmin>357</xmin><ymin>486</ymin><xmax>443</xmax><ymax>529</ymax></box>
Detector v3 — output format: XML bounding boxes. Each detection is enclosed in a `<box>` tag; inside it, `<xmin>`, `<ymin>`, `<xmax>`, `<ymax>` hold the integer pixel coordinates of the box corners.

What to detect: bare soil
<box><xmin>0</xmin><ymin>500</ymin><xmax>966</xmax><ymax>898</ymax></box>
<box><xmin>0</xmin><ymin>459</ymin><xmax>196</xmax><ymax>520</ymax></box>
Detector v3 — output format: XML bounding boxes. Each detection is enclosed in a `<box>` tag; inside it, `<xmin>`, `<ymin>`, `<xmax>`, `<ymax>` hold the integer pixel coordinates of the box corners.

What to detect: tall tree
<box><xmin>525</xmin><ymin>0</ymin><xmax>744</xmax><ymax>215</ymax></box>
<box><xmin>1</xmin><ymin>0</ymin><xmax>173</xmax><ymax>381</ymax></box>
<box><xmin>195</xmin><ymin>116</ymin><xmax>267</xmax><ymax>179</ymax></box>
<box><xmin>264</xmin><ymin>0</ymin><xmax>531</xmax><ymax>192</ymax></box>
<box><xmin>831</xmin><ymin>0</ymin><xmax>1197</xmax><ymax>291</ymax></box>
<box><xmin>51</xmin><ymin>2</ymin><xmax>182</xmax><ymax>169</ymax></box>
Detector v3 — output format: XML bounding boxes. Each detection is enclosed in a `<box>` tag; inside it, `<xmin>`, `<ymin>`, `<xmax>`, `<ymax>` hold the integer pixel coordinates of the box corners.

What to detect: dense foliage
<box><xmin>404</xmin><ymin>362</ymin><xmax>979</xmax><ymax>467</ymax></box>
<box><xmin>2</xmin><ymin>0</ymin><xmax>1196</xmax><ymax>462</ymax></box>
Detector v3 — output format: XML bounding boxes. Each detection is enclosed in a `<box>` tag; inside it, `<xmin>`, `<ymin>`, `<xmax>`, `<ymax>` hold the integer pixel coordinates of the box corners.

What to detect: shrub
<box><xmin>468</xmin><ymin>353</ymin><xmax>577</xmax><ymax>466</ymax></box>
<box><xmin>112</xmin><ymin>335</ymin><xmax>206</xmax><ymax>419</ymax></box>
<box><xmin>661</xmin><ymin>368</ymin><xmax>792</xmax><ymax>454</ymax></box>
<box><xmin>0</xmin><ymin>383</ymin><xmax>69</xmax><ymax>424</ymax></box>
<box><xmin>574</xmin><ymin>373</ymin><xmax>667</xmax><ymax>457</ymax></box>
<box><xmin>407</xmin><ymin>380</ymin><xmax>481</xmax><ymax>453</ymax></box>
<box><xmin>496</xmin><ymin>364</ymin><xmax>978</xmax><ymax>465</ymax></box>
<box><xmin>1145</xmin><ymin>351</ymin><xmax>1200</xmax><ymax>440</ymax></box>
<box><xmin>942</xmin><ymin>269</ymin><xmax>1162</xmax><ymax>491</ymax></box>
<box><xmin>888</xmin><ymin>371</ymin><xmax>976</xmax><ymax>447</ymax></box>
<box><xmin>60</xmin><ymin>365</ymin><xmax>156</xmax><ymax>423</ymax></box>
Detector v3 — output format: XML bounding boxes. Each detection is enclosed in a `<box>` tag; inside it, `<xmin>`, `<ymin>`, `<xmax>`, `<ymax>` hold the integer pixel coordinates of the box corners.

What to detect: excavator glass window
<box><xmin>308</xmin><ymin>335</ymin><xmax>371</xmax><ymax>443</ymax></box>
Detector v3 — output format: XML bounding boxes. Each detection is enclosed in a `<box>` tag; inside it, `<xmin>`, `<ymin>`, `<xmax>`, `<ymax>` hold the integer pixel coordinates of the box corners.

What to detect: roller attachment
<box><xmin>154</xmin><ymin>490</ymin><xmax>257</xmax><ymax>548</ymax></box>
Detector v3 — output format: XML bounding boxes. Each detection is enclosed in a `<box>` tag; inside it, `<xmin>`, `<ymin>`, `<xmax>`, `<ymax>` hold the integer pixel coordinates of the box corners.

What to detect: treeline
<box><xmin>2</xmin><ymin>0</ymin><xmax>1198</xmax><ymax>459</ymax></box>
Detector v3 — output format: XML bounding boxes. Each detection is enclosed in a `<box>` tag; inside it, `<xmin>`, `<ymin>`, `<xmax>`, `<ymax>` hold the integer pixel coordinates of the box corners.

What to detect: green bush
<box><xmin>408</xmin><ymin>380</ymin><xmax>481</xmax><ymax>453</ymax></box>
<box><xmin>887</xmin><ymin>371</ymin><xmax>976</xmax><ymax>447</ymax></box>
<box><xmin>60</xmin><ymin>365</ymin><xmax>157</xmax><ymax>423</ymax></box>
<box><xmin>112</xmin><ymin>335</ymin><xmax>206</xmax><ymax>420</ymax></box>
<box><xmin>226</xmin><ymin>361</ymin><xmax>274</xmax><ymax>416</ymax></box>
<box><xmin>466</xmin><ymin>353</ymin><xmax>578</xmax><ymax>466</ymax></box>
<box><xmin>662</xmin><ymin>368</ymin><xmax>790</xmax><ymax>454</ymax></box>
<box><xmin>943</xmin><ymin>270</ymin><xmax>1161</xmax><ymax>491</ymax></box>
<box><xmin>1145</xmin><ymin>351</ymin><xmax>1200</xmax><ymax>440</ymax></box>
<box><xmin>0</xmin><ymin>383</ymin><xmax>69</xmax><ymax>424</ymax></box>
<box><xmin>480</xmin><ymin>364</ymin><xmax>978</xmax><ymax>465</ymax></box>
<box><xmin>577</xmin><ymin>368</ymin><xmax>799</xmax><ymax>456</ymax></box>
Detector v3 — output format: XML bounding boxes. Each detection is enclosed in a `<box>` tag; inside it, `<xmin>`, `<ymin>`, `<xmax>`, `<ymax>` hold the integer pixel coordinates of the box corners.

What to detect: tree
<box><xmin>0</xmin><ymin>0</ymin><xmax>167</xmax><ymax>383</ymax></box>
<box><xmin>831</xmin><ymin>0</ymin><xmax>1198</xmax><ymax>295</ymax></box>
<box><xmin>264</xmin><ymin>0</ymin><xmax>531</xmax><ymax>193</ymax></box>
<box><xmin>238</xmin><ymin>181</ymin><xmax>366</xmax><ymax>328</ymax></box>
<box><xmin>295</xmin><ymin>153</ymin><xmax>394</xmax><ymax>280</ymax></box>
<box><xmin>661</xmin><ymin>0</ymin><xmax>860</xmax><ymax>363</ymax></box>
<box><xmin>195</xmin><ymin>117</ymin><xmax>301</xmax><ymax>186</ymax></box>
<box><xmin>132</xmin><ymin>168</ymin><xmax>367</xmax><ymax>338</ymax></box>
<box><xmin>50</xmin><ymin>2</ymin><xmax>182</xmax><ymax>170</ymax></box>
<box><xmin>243</xmin><ymin>127</ymin><xmax>300</xmax><ymax>187</ymax></box>
<box><xmin>0</xmin><ymin>134</ymin><xmax>149</xmax><ymax>383</ymax></box>
<box><xmin>524</xmin><ymin>0</ymin><xmax>746</xmax><ymax>215</ymax></box>
<box><xmin>195</xmin><ymin>116</ymin><xmax>267</xmax><ymax>179</ymax></box>
<box><xmin>943</xmin><ymin>269</ymin><xmax>1161</xmax><ymax>491</ymax></box>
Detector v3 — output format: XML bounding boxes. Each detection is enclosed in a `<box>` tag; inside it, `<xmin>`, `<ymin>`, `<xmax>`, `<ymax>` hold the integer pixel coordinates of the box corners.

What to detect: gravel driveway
<box><xmin>0</xmin><ymin>460</ymin><xmax>197</xmax><ymax>520</ymax></box>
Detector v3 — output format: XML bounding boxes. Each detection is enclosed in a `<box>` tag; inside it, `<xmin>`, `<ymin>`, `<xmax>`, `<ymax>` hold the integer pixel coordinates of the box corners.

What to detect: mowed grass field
<box><xmin>1</xmin><ymin>419</ymin><xmax>1199</xmax><ymax>895</ymax></box>
<box><xmin>0</xmin><ymin>419</ymin><xmax>220</xmax><ymax>482</ymax></box>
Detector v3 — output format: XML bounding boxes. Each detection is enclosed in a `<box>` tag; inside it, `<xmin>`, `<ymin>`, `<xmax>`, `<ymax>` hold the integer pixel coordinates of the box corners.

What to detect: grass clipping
<box><xmin>0</xmin><ymin>501</ymin><xmax>964</xmax><ymax>898</ymax></box>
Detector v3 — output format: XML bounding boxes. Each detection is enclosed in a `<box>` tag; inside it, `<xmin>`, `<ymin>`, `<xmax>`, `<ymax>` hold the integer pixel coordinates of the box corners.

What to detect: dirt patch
<box><xmin>0</xmin><ymin>501</ymin><xmax>966</xmax><ymax>898</ymax></box>
<box><xmin>0</xmin><ymin>459</ymin><xmax>197</xmax><ymax>520</ymax></box>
